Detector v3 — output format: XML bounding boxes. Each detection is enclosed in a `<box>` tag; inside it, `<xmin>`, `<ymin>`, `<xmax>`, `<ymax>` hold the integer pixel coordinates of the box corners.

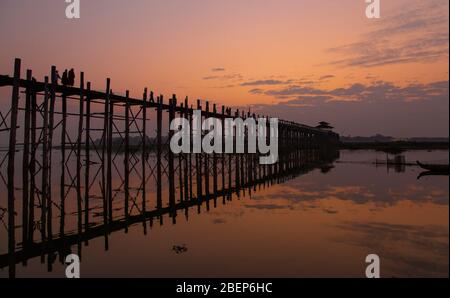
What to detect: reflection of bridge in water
<box><xmin>0</xmin><ymin>59</ymin><xmax>339</xmax><ymax>277</ymax></box>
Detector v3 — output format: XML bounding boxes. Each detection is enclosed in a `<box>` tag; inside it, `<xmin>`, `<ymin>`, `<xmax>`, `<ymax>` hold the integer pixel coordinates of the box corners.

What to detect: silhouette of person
<box><xmin>53</xmin><ymin>70</ymin><xmax>61</xmax><ymax>85</ymax></box>
<box><xmin>62</xmin><ymin>70</ymin><xmax>69</xmax><ymax>86</ymax></box>
<box><xmin>68</xmin><ymin>68</ymin><xmax>75</xmax><ymax>86</ymax></box>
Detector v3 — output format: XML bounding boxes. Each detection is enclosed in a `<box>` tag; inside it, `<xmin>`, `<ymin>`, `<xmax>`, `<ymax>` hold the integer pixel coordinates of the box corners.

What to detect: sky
<box><xmin>0</xmin><ymin>0</ymin><xmax>448</xmax><ymax>137</ymax></box>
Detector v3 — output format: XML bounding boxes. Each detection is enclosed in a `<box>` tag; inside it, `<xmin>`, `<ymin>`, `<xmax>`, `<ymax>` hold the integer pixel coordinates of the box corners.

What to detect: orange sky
<box><xmin>0</xmin><ymin>0</ymin><xmax>448</xmax><ymax>137</ymax></box>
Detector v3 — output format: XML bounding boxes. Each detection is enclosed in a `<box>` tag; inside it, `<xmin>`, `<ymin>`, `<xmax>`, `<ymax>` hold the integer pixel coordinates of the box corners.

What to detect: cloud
<box><xmin>327</xmin><ymin>0</ymin><xmax>449</xmax><ymax>68</ymax></box>
<box><xmin>252</xmin><ymin>80</ymin><xmax>449</xmax><ymax>104</ymax></box>
<box><xmin>211</xmin><ymin>67</ymin><xmax>226</xmax><ymax>72</ymax></box>
<box><xmin>319</xmin><ymin>75</ymin><xmax>335</xmax><ymax>80</ymax></box>
<box><xmin>240</xmin><ymin>79</ymin><xmax>287</xmax><ymax>87</ymax></box>
<box><xmin>202</xmin><ymin>73</ymin><xmax>243</xmax><ymax>81</ymax></box>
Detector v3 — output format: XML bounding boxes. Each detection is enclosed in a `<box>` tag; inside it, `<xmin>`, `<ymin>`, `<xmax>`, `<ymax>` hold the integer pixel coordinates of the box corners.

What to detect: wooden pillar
<box><xmin>84</xmin><ymin>82</ymin><xmax>91</xmax><ymax>235</ymax></box>
<box><xmin>76</xmin><ymin>72</ymin><xmax>84</xmax><ymax>236</ymax></box>
<box><xmin>227</xmin><ymin>108</ymin><xmax>232</xmax><ymax>190</ymax></box>
<box><xmin>179</xmin><ymin>103</ymin><xmax>184</xmax><ymax>202</ymax></box>
<box><xmin>124</xmin><ymin>90</ymin><xmax>130</xmax><ymax>231</ymax></box>
<box><xmin>60</xmin><ymin>83</ymin><xmax>67</xmax><ymax>239</ymax></box>
<box><xmin>196</xmin><ymin>100</ymin><xmax>202</xmax><ymax>199</ymax></box>
<box><xmin>41</xmin><ymin>76</ymin><xmax>49</xmax><ymax>242</ymax></box>
<box><xmin>168</xmin><ymin>95</ymin><xmax>176</xmax><ymax>208</ymax></box>
<box><xmin>204</xmin><ymin>101</ymin><xmax>210</xmax><ymax>199</ymax></box>
<box><xmin>156</xmin><ymin>95</ymin><xmax>163</xmax><ymax>209</ymax></box>
<box><xmin>47</xmin><ymin>66</ymin><xmax>58</xmax><ymax>243</ymax></box>
<box><xmin>212</xmin><ymin>104</ymin><xmax>218</xmax><ymax>200</ymax></box>
<box><xmin>141</xmin><ymin>88</ymin><xmax>147</xmax><ymax>227</ymax></box>
<box><xmin>28</xmin><ymin>75</ymin><xmax>37</xmax><ymax>243</ymax></box>
<box><xmin>184</xmin><ymin>98</ymin><xmax>189</xmax><ymax>201</ymax></box>
<box><xmin>221</xmin><ymin>106</ymin><xmax>225</xmax><ymax>193</ymax></box>
<box><xmin>188</xmin><ymin>104</ymin><xmax>193</xmax><ymax>200</ymax></box>
<box><xmin>102</xmin><ymin>78</ymin><xmax>110</xmax><ymax>228</ymax></box>
<box><xmin>22</xmin><ymin>69</ymin><xmax>32</xmax><ymax>249</ymax></box>
<box><xmin>107</xmin><ymin>87</ymin><xmax>113</xmax><ymax>223</ymax></box>
<box><xmin>235</xmin><ymin>109</ymin><xmax>240</xmax><ymax>191</ymax></box>
<box><xmin>7</xmin><ymin>58</ymin><xmax>21</xmax><ymax>277</ymax></box>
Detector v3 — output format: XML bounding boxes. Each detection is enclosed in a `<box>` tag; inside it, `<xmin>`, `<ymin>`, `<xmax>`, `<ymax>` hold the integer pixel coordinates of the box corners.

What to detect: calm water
<box><xmin>1</xmin><ymin>150</ymin><xmax>448</xmax><ymax>278</ymax></box>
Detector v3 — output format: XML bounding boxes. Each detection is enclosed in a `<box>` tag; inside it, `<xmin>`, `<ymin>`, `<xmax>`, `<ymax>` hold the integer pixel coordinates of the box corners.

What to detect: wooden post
<box><xmin>102</xmin><ymin>78</ymin><xmax>110</xmax><ymax>228</ymax></box>
<box><xmin>204</xmin><ymin>101</ymin><xmax>210</xmax><ymax>199</ymax></box>
<box><xmin>47</xmin><ymin>66</ymin><xmax>58</xmax><ymax>242</ymax></box>
<box><xmin>41</xmin><ymin>76</ymin><xmax>49</xmax><ymax>242</ymax></box>
<box><xmin>228</xmin><ymin>108</ymin><xmax>232</xmax><ymax>190</ymax></box>
<box><xmin>156</xmin><ymin>95</ymin><xmax>163</xmax><ymax>209</ymax></box>
<box><xmin>124</xmin><ymin>90</ymin><xmax>130</xmax><ymax>231</ymax></box>
<box><xmin>235</xmin><ymin>109</ymin><xmax>240</xmax><ymax>191</ymax></box>
<box><xmin>221</xmin><ymin>106</ymin><xmax>225</xmax><ymax>193</ymax></box>
<box><xmin>168</xmin><ymin>95</ymin><xmax>176</xmax><ymax>208</ymax></box>
<box><xmin>84</xmin><ymin>82</ymin><xmax>91</xmax><ymax>235</ymax></box>
<box><xmin>142</xmin><ymin>88</ymin><xmax>148</xmax><ymax>230</ymax></box>
<box><xmin>22</xmin><ymin>69</ymin><xmax>32</xmax><ymax>250</ymax></box>
<box><xmin>7</xmin><ymin>58</ymin><xmax>20</xmax><ymax>277</ymax></box>
<box><xmin>188</xmin><ymin>104</ymin><xmax>193</xmax><ymax>200</ymax></box>
<box><xmin>77</xmin><ymin>72</ymin><xmax>84</xmax><ymax>236</ymax></box>
<box><xmin>60</xmin><ymin>83</ymin><xmax>67</xmax><ymax>239</ymax></box>
<box><xmin>179</xmin><ymin>103</ymin><xmax>184</xmax><ymax>202</ymax></box>
<box><xmin>184</xmin><ymin>98</ymin><xmax>189</xmax><ymax>202</ymax></box>
<box><xmin>107</xmin><ymin>89</ymin><xmax>113</xmax><ymax>223</ymax></box>
<box><xmin>28</xmin><ymin>75</ymin><xmax>37</xmax><ymax>244</ymax></box>
<box><xmin>196</xmin><ymin>100</ymin><xmax>202</xmax><ymax>199</ymax></box>
<box><xmin>213</xmin><ymin>104</ymin><xmax>218</xmax><ymax>200</ymax></box>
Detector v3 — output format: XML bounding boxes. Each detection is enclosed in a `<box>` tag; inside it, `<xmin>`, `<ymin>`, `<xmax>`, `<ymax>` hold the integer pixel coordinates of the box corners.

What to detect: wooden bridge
<box><xmin>0</xmin><ymin>58</ymin><xmax>339</xmax><ymax>277</ymax></box>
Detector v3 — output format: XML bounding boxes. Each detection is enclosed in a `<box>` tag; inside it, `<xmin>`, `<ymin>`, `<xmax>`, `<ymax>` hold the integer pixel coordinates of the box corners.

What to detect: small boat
<box><xmin>416</xmin><ymin>161</ymin><xmax>449</xmax><ymax>173</ymax></box>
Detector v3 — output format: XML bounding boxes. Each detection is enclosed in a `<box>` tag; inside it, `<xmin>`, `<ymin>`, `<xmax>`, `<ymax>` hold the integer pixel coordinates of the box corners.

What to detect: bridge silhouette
<box><xmin>0</xmin><ymin>58</ymin><xmax>339</xmax><ymax>277</ymax></box>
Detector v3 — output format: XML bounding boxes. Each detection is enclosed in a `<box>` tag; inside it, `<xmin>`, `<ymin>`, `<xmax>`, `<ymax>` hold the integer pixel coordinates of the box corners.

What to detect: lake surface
<box><xmin>1</xmin><ymin>150</ymin><xmax>448</xmax><ymax>278</ymax></box>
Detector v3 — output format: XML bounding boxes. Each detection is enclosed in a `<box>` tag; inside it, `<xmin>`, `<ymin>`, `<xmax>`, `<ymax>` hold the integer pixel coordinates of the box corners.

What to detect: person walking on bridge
<box><xmin>62</xmin><ymin>69</ymin><xmax>69</xmax><ymax>86</ymax></box>
<box><xmin>53</xmin><ymin>70</ymin><xmax>61</xmax><ymax>85</ymax></box>
<box><xmin>68</xmin><ymin>68</ymin><xmax>75</xmax><ymax>86</ymax></box>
